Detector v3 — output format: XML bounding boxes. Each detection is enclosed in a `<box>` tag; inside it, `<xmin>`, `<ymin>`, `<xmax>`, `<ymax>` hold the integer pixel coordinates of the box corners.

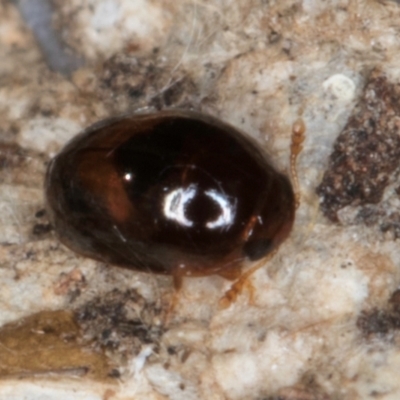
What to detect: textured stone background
<box><xmin>2</xmin><ymin>0</ymin><xmax>400</xmax><ymax>399</ymax></box>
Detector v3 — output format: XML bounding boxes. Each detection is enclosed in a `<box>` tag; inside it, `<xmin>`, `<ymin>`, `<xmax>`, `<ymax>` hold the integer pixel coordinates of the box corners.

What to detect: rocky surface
<box><xmin>2</xmin><ymin>0</ymin><xmax>400</xmax><ymax>399</ymax></box>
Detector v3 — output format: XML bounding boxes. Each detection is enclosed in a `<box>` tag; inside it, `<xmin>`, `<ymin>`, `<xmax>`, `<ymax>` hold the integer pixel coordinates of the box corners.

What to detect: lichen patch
<box><xmin>317</xmin><ymin>70</ymin><xmax>400</xmax><ymax>225</ymax></box>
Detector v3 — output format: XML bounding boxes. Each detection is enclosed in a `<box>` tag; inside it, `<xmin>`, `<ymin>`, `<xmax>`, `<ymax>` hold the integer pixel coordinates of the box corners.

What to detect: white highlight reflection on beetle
<box><xmin>205</xmin><ymin>189</ymin><xmax>236</xmax><ymax>229</ymax></box>
<box><xmin>163</xmin><ymin>185</ymin><xmax>197</xmax><ymax>227</ymax></box>
<box><xmin>124</xmin><ymin>172</ymin><xmax>134</xmax><ymax>181</ymax></box>
<box><xmin>163</xmin><ymin>185</ymin><xmax>236</xmax><ymax>229</ymax></box>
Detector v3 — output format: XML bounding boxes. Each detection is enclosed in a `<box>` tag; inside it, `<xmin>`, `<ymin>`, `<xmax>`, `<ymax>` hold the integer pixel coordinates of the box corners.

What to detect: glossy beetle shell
<box><xmin>45</xmin><ymin>110</ymin><xmax>295</xmax><ymax>279</ymax></box>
